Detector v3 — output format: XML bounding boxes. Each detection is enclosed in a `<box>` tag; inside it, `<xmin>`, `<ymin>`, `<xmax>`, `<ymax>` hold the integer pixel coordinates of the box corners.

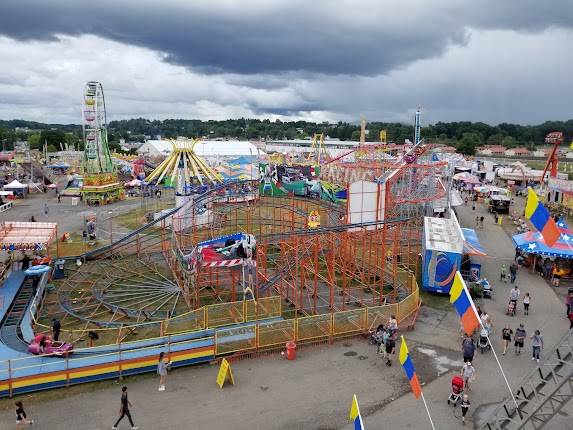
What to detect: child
<box><xmin>461</xmin><ymin>394</ymin><xmax>470</xmax><ymax>424</ymax></box>
<box><xmin>15</xmin><ymin>400</ymin><xmax>34</xmax><ymax>426</ymax></box>
<box><xmin>523</xmin><ymin>293</ymin><xmax>531</xmax><ymax>315</ymax></box>
<box><xmin>157</xmin><ymin>352</ymin><xmax>172</xmax><ymax>392</ymax></box>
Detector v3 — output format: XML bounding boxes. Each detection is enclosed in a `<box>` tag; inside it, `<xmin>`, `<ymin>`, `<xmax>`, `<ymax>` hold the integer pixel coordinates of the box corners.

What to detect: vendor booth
<box><xmin>422</xmin><ymin>217</ymin><xmax>464</xmax><ymax>293</ymax></box>
<box><xmin>423</xmin><ymin>216</ymin><xmax>487</xmax><ymax>293</ymax></box>
<box><xmin>3</xmin><ymin>179</ymin><xmax>28</xmax><ymax>198</ymax></box>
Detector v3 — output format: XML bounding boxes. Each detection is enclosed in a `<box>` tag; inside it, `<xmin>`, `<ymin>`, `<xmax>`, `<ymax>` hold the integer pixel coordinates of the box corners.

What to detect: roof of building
<box><xmin>141</xmin><ymin>139</ymin><xmax>264</xmax><ymax>157</ymax></box>
<box><xmin>507</xmin><ymin>147</ymin><xmax>530</xmax><ymax>153</ymax></box>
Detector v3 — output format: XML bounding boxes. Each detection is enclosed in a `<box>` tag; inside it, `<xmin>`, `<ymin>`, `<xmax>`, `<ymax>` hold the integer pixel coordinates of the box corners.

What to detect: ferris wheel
<box><xmin>82</xmin><ymin>81</ymin><xmax>114</xmax><ymax>174</ymax></box>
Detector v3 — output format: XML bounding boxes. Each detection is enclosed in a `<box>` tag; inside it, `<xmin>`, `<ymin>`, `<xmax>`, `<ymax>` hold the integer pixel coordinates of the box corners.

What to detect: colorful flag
<box><xmin>450</xmin><ymin>272</ymin><xmax>481</xmax><ymax>336</ymax></box>
<box><xmin>399</xmin><ymin>337</ymin><xmax>422</xmax><ymax>399</ymax></box>
<box><xmin>349</xmin><ymin>394</ymin><xmax>365</xmax><ymax>430</ymax></box>
<box><xmin>524</xmin><ymin>188</ymin><xmax>560</xmax><ymax>247</ymax></box>
<box><xmin>556</xmin><ymin>216</ymin><xmax>569</xmax><ymax>231</ymax></box>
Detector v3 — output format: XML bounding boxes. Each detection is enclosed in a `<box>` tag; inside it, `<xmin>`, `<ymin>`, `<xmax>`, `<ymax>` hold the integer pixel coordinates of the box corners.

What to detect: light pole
<box><xmin>108</xmin><ymin>210</ymin><xmax>113</xmax><ymax>244</ymax></box>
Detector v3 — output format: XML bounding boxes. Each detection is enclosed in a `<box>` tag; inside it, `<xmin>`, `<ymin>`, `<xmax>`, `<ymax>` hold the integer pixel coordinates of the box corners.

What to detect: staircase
<box><xmin>477</xmin><ymin>329</ymin><xmax>573</xmax><ymax>430</ymax></box>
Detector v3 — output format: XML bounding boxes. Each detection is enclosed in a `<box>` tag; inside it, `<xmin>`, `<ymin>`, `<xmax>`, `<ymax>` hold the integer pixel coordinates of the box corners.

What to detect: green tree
<box><xmin>38</xmin><ymin>129</ymin><xmax>66</xmax><ymax>151</ymax></box>
<box><xmin>27</xmin><ymin>133</ymin><xmax>41</xmax><ymax>150</ymax></box>
<box><xmin>457</xmin><ymin>132</ymin><xmax>481</xmax><ymax>155</ymax></box>
<box><xmin>501</xmin><ymin>136</ymin><xmax>517</xmax><ymax>148</ymax></box>
<box><xmin>351</xmin><ymin>130</ymin><xmax>362</xmax><ymax>141</ymax></box>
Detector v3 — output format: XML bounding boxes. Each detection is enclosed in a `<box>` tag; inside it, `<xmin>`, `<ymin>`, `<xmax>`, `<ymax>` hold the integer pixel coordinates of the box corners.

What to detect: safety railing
<box><xmin>0</xmin><ymin>201</ymin><xmax>13</xmax><ymax>213</ymax></box>
<box><xmin>4</xmin><ymin>274</ymin><xmax>419</xmax><ymax>398</ymax></box>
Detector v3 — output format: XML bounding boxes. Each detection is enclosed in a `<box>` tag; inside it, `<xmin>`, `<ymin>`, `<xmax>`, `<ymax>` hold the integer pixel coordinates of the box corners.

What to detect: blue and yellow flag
<box><xmin>525</xmin><ymin>188</ymin><xmax>560</xmax><ymax>247</ymax></box>
<box><xmin>399</xmin><ymin>337</ymin><xmax>422</xmax><ymax>399</ymax></box>
<box><xmin>349</xmin><ymin>394</ymin><xmax>365</xmax><ymax>430</ymax></box>
<box><xmin>450</xmin><ymin>272</ymin><xmax>481</xmax><ymax>336</ymax></box>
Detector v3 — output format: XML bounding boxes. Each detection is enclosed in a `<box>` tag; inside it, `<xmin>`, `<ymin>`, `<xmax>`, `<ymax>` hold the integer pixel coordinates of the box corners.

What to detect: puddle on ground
<box><xmin>344</xmin><ymin>351</ymin><xmax>358</xmax><ymax>356</ymax></box>
<box><xmin>417</xmin><ymin>347</ymin><xmax>463</xmax><ymax>376</ymax></box>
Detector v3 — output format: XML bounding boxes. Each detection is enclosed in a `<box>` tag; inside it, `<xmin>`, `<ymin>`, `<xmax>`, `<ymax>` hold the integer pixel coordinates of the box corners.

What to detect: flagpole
<box><xmin>420</xmin><ymin>392</ymin><xmax>436</xmax><ymax>430</ymax></box>
<box><xmin>461</xmin><ymin>277</ymin><xmax>520</xmax><ymax>412</ymax></box>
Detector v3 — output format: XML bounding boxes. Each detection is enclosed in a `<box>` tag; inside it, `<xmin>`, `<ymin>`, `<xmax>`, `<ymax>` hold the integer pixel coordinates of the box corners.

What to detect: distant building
<box><xmin>504</xmin><ymin>147</ymin><xmax>530</xmax><ymax>157</ymax></box>
<box><xmin>264</xmin><ymin>138</ymin><xmax>360</xmax><ymax>157</ymax></box>
<box><xmin>476</xmin><ymin>145</ymin><xmax>506</xmax><ymax>156</ymax></box>
<box><xmin>137</xmin><ymin>139</ymin><xmax>263</xmax><ymax>158</ymax></box>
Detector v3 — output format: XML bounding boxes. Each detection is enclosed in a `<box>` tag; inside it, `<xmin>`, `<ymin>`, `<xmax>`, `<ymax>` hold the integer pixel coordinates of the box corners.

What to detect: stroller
<box><xmin>368</xmin><ymin>324</ymin><xmax>385</xmax><ymax>346</ymax></box>
<box><xmin>479</xmin><ymin>328</ymin><xmax>491</xmax><ymax>353</ymax></box>
<box><xmin>507</xmin><ymin>300</ymin><xmax>516</xmax><ymax>316</ymax></box>
<box><xmin>447</xmin><ymin>375</ymin><xmax>465</xmax><ymax>406</ymax></box>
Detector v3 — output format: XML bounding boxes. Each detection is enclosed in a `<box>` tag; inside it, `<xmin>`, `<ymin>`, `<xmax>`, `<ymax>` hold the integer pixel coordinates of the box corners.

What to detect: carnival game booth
<box><xmin>512</xmin><ymin>231</ymin><xmax>573</xmax><ymax>278</ymax></box>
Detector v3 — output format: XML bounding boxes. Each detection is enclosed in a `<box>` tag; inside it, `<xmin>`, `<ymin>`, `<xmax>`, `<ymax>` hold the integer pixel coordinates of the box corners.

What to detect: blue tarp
<box><xmin>512</xmin><ymin>231</ymin><xmax>573</xmax><ymax>258</ymax></box>
<box><xmin>461</xmin><ymin>228</ymin><xmax>487</xmax><ymax>256</ymax></box>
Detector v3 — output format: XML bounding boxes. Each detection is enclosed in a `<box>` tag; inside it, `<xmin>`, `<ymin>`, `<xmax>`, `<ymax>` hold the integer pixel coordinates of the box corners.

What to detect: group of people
<box><xmin>370</xmin><ymin>315</ymin><xmax>399</xmax><ymax>367</ymax></box>
<box><xmin>500</xmin><ymin>262</ymin><xmax>519</xmax><ymax>284</ymax></box>
<box><xmin>500</xmin><ymin>323</ymin><xmax>544</xmax><ymax>361</ymax></box>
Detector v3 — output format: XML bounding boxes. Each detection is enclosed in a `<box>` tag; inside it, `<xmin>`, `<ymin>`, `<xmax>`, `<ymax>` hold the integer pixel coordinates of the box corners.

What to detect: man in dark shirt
<box><xmin>112</xmin><ymin>386</ymin><xmax>139</xmax><ymax>430</ymax></box>
<box><xmin>462</xmin><ymin>334</ymin><xmax>475</xmax><ymax>363</ymax></box>
<box><xmin>52</xmin><ymin>318</ymin><xmax>61</xmax><ymax>342</ymax></box>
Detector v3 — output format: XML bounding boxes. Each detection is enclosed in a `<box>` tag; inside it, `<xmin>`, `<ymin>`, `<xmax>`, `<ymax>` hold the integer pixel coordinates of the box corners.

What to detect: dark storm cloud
<box><xmin>1</xmin><ymin>0</ymin><xmax>571</xmax><ymax>77</ymax></box>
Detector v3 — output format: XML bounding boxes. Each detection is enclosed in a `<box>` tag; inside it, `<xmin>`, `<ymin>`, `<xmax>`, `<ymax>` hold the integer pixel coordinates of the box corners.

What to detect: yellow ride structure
<box><xmin>145</xmin><ymin>139</ymin><xmax>222</xmax><ymax>186</ymax></box>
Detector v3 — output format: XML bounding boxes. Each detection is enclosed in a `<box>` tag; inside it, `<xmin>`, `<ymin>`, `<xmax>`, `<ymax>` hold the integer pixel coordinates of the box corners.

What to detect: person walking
<box><xmin>384</xmin><ymin>331</ymin><xmax>396</xmax><ymax>367</ymax></box>
<box><xmin>523</xmin><ymin>293</ymin><xmax>531</xmax><ymax>315</ymax></box>
<box><xmin>479</xmin><ymin>215</ymin><xmax>484</xmax><ymax>228</ymax></box>
<box><xmin>15</xmin><ymin>400</ymin><xmax>34</xmax><ymax>426</ymax></box>
<box><xmin>461</xmin><ymin>361</ymin><xmax>476</xmax><ymax>391</ymax></box>
<box><xmin>387</xmin><ymin>314</ymin><xmax>398</xmax><ymax>337</ymax></box>
<box><xmin>157</xmin><ymin>352</ymin><xmax>172</xmax><ymax>391</ymax></box>
<box><xmin>501</xmin><ymin>325</ymin><xmax>513</xmax><ymax>355</ymax></box>
<box><xmin>52</xmin><ymin>318</ymin><xmax>61</xmax><ymax>342</ymax></box>
<box><xmin>509</xmin><ymin>285</ymin><xmax>521</xmax><ymax>311</ymax></box>
<box><xmin>462</xmin><ymin>334</ymin><xmax>475</xmax><ymax>363</ymax></box>
<box><xmin>21</xmin><ymin>254</ymin><xmax>30</xmax><ymax>271</ymax></box>
<box><xmin>500</xmin><ymin>264</ymin><xmax>507</xmax><ymax>283</ymax></box>
<box><xmin>112</xmin><ymin>386</ymin><xmax>139</xmax><ymax>430</ymax></box>
<box><xmin>460</xmin><ymin>394</ymin><xmax>471</xmax><ymax>425</ymax></box>
<box><xmin>509</xmin><ymin>262</ymin><xmax>518</xmax><ymax>284</ymax></box>
<box><xmin>514</xmin><ymin>324</ymin><xmax>526</xmax><ymax>354</ymax></box>
<box><xmin>43</xmin><ymin>202</ymin><xmax>49</xmax><ymax>218</ymax></box>
<box><xmin>568</xmin><ymin>307</ymin><xmax>573</xmax><ymax>330</ymax></box>
<box><xmin>531</xmin><ymin>330</ymin><xmax>544</xmax><ymax>363</ymax></box>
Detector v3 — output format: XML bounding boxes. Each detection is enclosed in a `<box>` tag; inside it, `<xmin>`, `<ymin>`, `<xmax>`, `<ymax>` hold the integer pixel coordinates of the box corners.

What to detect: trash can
<box><xmin>52</xmin><ymin>259</ymin><xmax>66</xmax><ymax>279</ymax></box>
<box><xmin>285</xmin><ymin>341</ymin><xmax>297</xmax><ymax>360</ymax></box>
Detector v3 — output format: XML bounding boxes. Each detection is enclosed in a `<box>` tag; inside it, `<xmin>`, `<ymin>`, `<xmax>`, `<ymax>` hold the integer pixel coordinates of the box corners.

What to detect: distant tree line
<box><xmin>1</xmin><ymin>118</ymin><xmax>572</xmax><ymax>156</ymax></box>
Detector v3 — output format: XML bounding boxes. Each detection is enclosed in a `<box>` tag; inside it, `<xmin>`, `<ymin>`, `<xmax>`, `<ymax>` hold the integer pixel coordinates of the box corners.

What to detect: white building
<box><xmin>137</xmin><ymin>139</ymin><xmax>264</xmax><ymax>158</ymax></box>
<box><xmin>263</xmin><ymin>138</ymin><xmax>361</xmax><ymax>158</ymax></box>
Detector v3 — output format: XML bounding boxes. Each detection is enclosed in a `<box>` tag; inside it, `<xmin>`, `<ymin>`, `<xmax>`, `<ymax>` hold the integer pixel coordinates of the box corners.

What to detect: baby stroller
<box><xmin>447</xmin><ymin>375</ymin><xmax>464</xmax><ymax>406</ymax></box>
<box><xmin>479</xmin><ymin>328</ymin><xmax>491</xmax><ymax>353</ymax></box>
<box><xmin>507</xmin><ymin>300</ymin><xmax>516</xmax><ymax>316</ymax></box>
<box><xmin>368</xmin><ymin>324</ymin><xmax>385</xmax><ymax>346</ymax></box>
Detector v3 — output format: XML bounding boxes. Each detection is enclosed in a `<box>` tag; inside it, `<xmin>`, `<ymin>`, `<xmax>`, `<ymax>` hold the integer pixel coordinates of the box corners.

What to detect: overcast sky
<box><xmin>0</xmin><ymin>0</ymin><xmax>571</xmax><ymax>125</ymax></box>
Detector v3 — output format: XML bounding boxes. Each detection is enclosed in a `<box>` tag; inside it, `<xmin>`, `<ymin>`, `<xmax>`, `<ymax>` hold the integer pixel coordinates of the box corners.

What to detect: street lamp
<box><xmin>108</xmin><ymin>210</ymin><xmax>113</xmax><ymax>243</ymax></box>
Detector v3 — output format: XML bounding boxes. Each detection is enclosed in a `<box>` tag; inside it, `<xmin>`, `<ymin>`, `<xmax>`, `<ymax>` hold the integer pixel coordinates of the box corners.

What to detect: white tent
<box><xmin>3</xmin><ymin>180</ymin><xmax>27</xmax><ymax>189</ymax></box>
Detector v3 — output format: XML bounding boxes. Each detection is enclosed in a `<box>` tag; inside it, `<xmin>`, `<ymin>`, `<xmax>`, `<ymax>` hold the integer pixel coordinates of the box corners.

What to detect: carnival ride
<box><xmin>0</xmin><ymin>109</ymin><xmax>447</xmax><ymax>398</ymax></box>
<box><xmin>80</xmin><ymin>82</ymin><xmax>125</xmax><ymax>205</ymax></box>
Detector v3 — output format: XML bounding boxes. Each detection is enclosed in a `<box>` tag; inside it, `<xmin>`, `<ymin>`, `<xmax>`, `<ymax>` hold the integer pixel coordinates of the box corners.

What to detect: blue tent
<box><xmin>461</xmin><ymin>228</ymin><xmax>487</xmax><ymax>256</ymax></box>
<box><xmin>512</xmin><ymin>231</ymin><xmax>573</xmax><ymax>258</ymax></box>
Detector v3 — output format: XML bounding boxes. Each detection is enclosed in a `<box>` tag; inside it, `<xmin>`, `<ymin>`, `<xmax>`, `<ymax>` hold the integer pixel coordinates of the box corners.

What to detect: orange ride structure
<box><xmin>38</xmin><ymin>137</ymin><xmax>447</xmax><ymax>342</ymax></box>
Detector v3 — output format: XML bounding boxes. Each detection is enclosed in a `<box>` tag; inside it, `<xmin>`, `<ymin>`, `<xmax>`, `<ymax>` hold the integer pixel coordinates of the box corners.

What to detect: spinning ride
<box><xmin>80</xmin><ymin>82</ymin><xmax>124</xmax><ymax>205</ymax></box>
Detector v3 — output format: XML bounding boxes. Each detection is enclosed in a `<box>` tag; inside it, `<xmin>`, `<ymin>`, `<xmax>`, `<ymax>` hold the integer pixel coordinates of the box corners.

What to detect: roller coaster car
<box><xmin>28</xmin><ymin>335</ymin><xmax>73</xmax><ymax>357</ymax></box>
<box><xmin>220</xmin><ymin>233</ymin><xmax>257</xmax><ymax>258</ymax></box>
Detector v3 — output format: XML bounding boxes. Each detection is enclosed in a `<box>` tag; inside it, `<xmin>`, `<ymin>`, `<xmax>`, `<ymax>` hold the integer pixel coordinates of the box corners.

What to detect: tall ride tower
<box><xmin>80</xmin><ymin>82</ymin><xmax>124</xmax><ymax>205</ymax></box>
<box><xmin>414</xmin><ymin>106</ymin><xmax>422</xmax><ymax>145</ymax></box>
